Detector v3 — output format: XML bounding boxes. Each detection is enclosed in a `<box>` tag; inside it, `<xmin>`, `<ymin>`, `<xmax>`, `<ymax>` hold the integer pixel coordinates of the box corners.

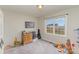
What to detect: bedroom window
<box><xmin>55</xmin><ymin>17</ymin><xmax>65</xmax><ymax>35</ymax></box>
<box><xmin>45</xmin><ymin>19</ymin><xmax>54</xmax><ymax>34</ymax></box>
<box><xmin>45</xmin><ymin>16</ymin><xmax>67</xmax><ymax>36</ymax></box>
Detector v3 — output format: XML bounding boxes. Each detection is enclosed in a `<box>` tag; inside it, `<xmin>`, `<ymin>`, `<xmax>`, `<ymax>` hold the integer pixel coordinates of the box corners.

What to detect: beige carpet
<box><xmin>4</xmin><ymin>40</ymin><xmax>61</xmax><ymax>54</ymax></box>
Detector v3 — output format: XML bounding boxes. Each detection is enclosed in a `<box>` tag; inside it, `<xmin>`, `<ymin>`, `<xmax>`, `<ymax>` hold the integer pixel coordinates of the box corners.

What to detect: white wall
<box><xmin>38</xmin><ymin>7</ymin><xmax>79</xmax><ymax>44</ymax></box>
<box><xmin>4</xmin><ymin>11</ymin><xmax>38</xmax><ymax>46</ymax></box>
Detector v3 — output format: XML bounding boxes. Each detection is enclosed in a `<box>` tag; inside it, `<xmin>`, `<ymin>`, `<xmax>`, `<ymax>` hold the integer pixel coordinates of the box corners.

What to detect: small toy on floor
<box><xmin>55</xmin><ymin>40</ymin><xmax>65</xmax><ymax>53</ymax></box>
<box><xmin>13</xmin><ymin>37</ymin><xmax>21</xmax><ymax>47</ymax></box>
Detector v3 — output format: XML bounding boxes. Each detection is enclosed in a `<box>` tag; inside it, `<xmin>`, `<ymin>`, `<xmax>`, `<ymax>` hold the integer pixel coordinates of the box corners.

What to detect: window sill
<box><xmin>45</xmin><ymin>32</ymin><xmax>67</xmax><ymax>37</ymax></box>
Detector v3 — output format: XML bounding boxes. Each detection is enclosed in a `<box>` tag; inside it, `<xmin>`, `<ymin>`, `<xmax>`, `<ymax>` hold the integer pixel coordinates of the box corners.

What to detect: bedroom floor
<box><xmin>4</xmin><ymin>39</ymin><xmax>61</xmax><ymax>54</ymax></box>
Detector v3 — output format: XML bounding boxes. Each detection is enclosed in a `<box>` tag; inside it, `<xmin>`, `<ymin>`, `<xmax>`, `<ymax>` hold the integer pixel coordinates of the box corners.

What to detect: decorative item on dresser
<box><xmin>22</xmin><ymin>31</ymin><xmax>32</xmax><ymax>45</ymax></box>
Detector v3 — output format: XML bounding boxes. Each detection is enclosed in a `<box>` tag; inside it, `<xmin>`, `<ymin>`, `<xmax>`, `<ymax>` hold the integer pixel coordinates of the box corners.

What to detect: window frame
<box><xmin>45</xmin><ymin>18</ymin><xmax>54</xmax><ymax>35</ymax></box>
<box><xmin>45</xmin><ymin>15</ymin><xmax>67</xmax><ymax>37</ymax></box>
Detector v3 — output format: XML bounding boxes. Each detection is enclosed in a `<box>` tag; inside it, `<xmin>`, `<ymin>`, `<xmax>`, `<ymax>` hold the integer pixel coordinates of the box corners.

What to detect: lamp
<box><xmin>37</xmin><ymin>5</ymin><xmax>43</xmax><ymax>9</ymax></box>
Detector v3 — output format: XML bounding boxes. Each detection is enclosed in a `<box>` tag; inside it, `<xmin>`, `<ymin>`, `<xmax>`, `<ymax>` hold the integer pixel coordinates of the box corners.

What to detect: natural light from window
<box><xmin>45</xmin><ymin>16</ymin><xmax>66</xmax><ymax>36</ymax></box>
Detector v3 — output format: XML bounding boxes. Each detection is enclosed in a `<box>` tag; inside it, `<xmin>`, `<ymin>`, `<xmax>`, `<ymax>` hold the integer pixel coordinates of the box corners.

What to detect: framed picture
<box><xmin>25</xmin><ymin>21</ymin><xmax>35</xmax><ymax>28</ymax></box>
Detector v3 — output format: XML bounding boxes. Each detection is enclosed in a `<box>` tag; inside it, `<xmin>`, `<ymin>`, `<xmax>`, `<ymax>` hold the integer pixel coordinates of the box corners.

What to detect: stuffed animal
<box><xmin>65</xmin><ymin>39</ymin><xmax>73</xmax><ymax>54</ymax></box>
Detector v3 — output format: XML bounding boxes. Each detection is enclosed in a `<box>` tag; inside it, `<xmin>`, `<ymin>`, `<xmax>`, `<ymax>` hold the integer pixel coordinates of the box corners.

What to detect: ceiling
<box><xmin>0</xmin><ymin>5</ymin><xmax>77</xmax><ymax>18</ymax></box>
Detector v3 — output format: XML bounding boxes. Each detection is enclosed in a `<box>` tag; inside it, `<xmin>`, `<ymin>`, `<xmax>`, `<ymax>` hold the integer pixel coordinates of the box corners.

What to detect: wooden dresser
<box><xmin>22</xmin><ymin>31</ymin><xmax>32</xmax><ymax>45</ymax></box>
